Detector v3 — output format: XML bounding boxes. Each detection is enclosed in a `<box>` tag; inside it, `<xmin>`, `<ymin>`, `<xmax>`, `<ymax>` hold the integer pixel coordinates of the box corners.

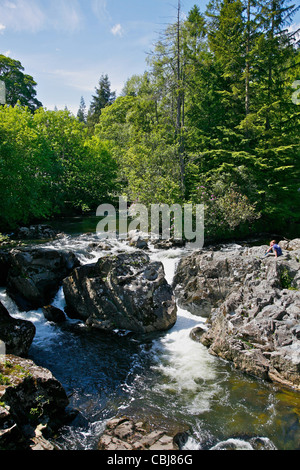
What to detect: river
<box><xmin>1</xmin><ymin>218</ymin><xmax>299</xmax><ymax>450</ymax></box>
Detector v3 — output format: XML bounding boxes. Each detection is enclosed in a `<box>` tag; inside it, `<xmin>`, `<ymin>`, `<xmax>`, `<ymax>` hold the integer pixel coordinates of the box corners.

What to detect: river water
<box><xmin>1</xmin><ymin>219</ymin><xmax>300</xmax><ymax>450</ymax></box>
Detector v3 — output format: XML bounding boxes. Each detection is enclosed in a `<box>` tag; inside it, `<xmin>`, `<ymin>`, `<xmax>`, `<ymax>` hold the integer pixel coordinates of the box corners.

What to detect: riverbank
<box><xmin>174</xmin><ymin>239</ymin><xmax>300</xmax><ymax>391</ymax></box>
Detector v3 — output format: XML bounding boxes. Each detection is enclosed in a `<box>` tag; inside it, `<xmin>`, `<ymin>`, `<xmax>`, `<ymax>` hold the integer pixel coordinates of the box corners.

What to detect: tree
<box><xmin>0</xmin><ymin>55</ymin><xmax>42</xmax><ymax>111</ymax></box>
<box><xmin>77</xmin><ymin>96</ymin><xmax>87</xmax><ymax>123</ymax></box>
<box><xmin>87</xmin><ymin>74</ymin><xmax>116</xmax><ymax>132</ymax></box>
<box><xmin>94</xmin><ymin>1</ymin><xmax>299</xmax><ymax>238</ymax></box>
<box><xmin>0</xmin><ymin>105</ymin><xmax>119</xmax><ymax>229</ymax></box>
<box><xmin>146</xmin><ymin>1</ymin><xmax>188</xmax><ymax>195</ymax></box>
<box><xmin>251</xmin><ymin>0</ymin><xmax>299</xmax><ymax>131</ymax></box>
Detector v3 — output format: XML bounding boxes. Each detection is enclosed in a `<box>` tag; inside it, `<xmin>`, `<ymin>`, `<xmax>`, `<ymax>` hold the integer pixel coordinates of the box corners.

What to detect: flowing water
<box><xmin>1</xmin><ymin>221</ymin><xmax>300</xmax><ymax>450</ymax></box>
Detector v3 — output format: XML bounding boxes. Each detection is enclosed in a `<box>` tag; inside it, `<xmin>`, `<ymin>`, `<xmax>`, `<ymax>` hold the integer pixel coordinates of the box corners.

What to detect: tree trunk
<box><xmin>176</xmin><ymin>0</ymin><xmax>185</xmax><ymax>195</ymax></box>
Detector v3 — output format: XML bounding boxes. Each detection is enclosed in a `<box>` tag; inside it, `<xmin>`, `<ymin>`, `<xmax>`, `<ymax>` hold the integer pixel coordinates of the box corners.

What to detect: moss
<box><xmin>0</xmin><ymin>360</ymin><xmax>32</xmax><ymax>386</ymax></box>
<box><xmin>29</xmin><ymin>395</ymin><xmax>50</xmax><ymax>422</ymax></box>
<box><xmin>280</xmin><ymin>267</ymin><xmax>298</xmax><ymax>290</ymax></box>
<box><xmin>0</xmin><ymin>233</ymin><xmax>9</xmax><ymax>244</ymax></box>
<box><xmin>0</xmin><ymin>373</ymin><xmax>11</xmax><ymax>386</ymax></box>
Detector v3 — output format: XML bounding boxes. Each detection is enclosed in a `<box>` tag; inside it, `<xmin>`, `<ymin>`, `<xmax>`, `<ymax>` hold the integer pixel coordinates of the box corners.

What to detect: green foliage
<box><xmin>280</xmin><ymin>267</ymin><xmax>297</xmax><ymax>290</ymax></box>
<box><xmin>87</xmin><ymin>74</ymin><xmax>116</xmax><ymax>132</ymax></box>
<box><xmin>94</xmin><ymin>0</ymin><xmax>299</xmax><ymax>239</ymax></box>
<box><xmin>0</xmin><ymin>55</ymin><xmax>42</xmax><ymax>111</ymax></box>
<box><xmin>189</xmin><ymin>169</ymin><xmax>260</xmax><ymax>238</ymax></box>
<box><xmin>0</xmin><ymin>106</ymin><xmax>119</xmax><ymax>230</ymax></box>
<box><xmin>1</xmin><ymin>2</ymin><xmax>299</xmax><ymax>241</ymax></box>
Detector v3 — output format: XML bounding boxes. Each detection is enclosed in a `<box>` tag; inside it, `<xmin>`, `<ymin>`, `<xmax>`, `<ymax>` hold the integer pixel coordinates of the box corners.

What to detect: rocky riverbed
<box><xmin>174</xmin><ymin>239</ymin><xmax>300</xmax><ymax>390</ymax></box>
<box><xmin>0</xmin><ymin>230</ymin><xmax>299</xmax><ymax>450</ymax></box>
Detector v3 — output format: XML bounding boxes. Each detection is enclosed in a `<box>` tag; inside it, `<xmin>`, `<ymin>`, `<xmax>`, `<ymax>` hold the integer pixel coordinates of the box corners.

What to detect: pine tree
<box><xmin>206</xmin><ymin>0</ymin><xmax>246</xmax><ymax>131</ymax></box>
<box><xmin>87</xmin><ymin>74</ymin><xmax>116</xmax><ymax>132</ymax></box>
<box><xmin>252</xmin><ymin>0</ymin><xmax>299</xmax><ymax>131</ymax></box>
<box><xmin>77</xmin><ymin>96</ymin><xmax>87</xmax><ymax>123</ymax></box>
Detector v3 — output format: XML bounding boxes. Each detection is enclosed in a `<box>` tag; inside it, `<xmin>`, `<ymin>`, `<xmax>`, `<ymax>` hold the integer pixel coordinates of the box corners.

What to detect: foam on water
<box><xmin>0</xmin><ymin>235</ymin><xmax>288</xmax><ymax>450</ymax></box>
<box><xmin>210</xmin><ymin>438</ymin><xmax>254</xmax><ymax>450</ymax></box>
<box><xmin>0</xmin><ymin>287</ymin><xmax>62</xmax><ymax>351</ymax></box>
<box><xmin>146</xmin><ymin>249</ymin><xmax>222</xmax><ymax>416</ymax></box>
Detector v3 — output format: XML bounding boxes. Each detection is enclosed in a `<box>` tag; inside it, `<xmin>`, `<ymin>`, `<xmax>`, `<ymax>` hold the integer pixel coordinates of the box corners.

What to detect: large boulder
<box><xmin>5</xmin><ymin>247</ymin><xmax>80</xmax><ymax>311</ymax></box>
<box><xmin>63</xmin><ymin>252</ymin><xmax>177</xmax><ymax>333</ymax></box>
<box><xmin>42</xmin><ymin>305</ymin><xmax>66</xmax><ymax>324</ymax></box>
<box><xmin>173</xmin><ymin>245</ymin><xmax>260</xmax><ymax>316</ymax></box>
<box><xmin>0</xmin><ymin>301</ymin><xmax>35</xmax><ymax>356</ymax></box>
<box><xmin>0</xmin><ymin>355</ymin><xmax>69</xmax><ymax>450</ymax></box>
<box><xmin>175</xmin><ymin>241</ymin><xmax>300</xmax><ymax>390</ymax></box>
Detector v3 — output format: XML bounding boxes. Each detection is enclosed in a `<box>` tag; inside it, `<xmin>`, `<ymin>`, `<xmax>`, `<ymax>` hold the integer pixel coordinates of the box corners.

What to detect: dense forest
<box><xmin>0</xmin><ymin>0</ymin><xmax>299</xmax><ymax>241</ymax></box>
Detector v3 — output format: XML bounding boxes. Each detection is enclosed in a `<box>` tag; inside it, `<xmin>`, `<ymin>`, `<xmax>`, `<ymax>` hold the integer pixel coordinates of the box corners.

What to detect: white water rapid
<box><xmin>0</xmin><ymin>233</ymin><xmax>294</xmax><ymax>450</ymax></box>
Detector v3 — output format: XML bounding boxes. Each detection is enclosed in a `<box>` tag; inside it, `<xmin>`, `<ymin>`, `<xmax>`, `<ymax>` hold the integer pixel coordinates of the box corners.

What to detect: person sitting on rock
<box><xmin>265</xmin><ymin>240</ymin><xmax>283</xmax><ymax>258</ymax></box>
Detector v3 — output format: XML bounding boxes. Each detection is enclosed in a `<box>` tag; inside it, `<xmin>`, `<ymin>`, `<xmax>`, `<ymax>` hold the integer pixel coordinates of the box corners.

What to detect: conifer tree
<box><xmin>87</xmin><ymin>74</ymin><xmax>116</xmax><ymax>132</ymax></box>
<box><xmin>77</xmin><ymin>96</ymin><xmax>87</xmax><ymax>123</ymax></box>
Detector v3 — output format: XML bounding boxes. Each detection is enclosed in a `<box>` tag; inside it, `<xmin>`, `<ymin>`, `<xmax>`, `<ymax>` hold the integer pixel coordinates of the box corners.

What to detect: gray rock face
<box><xmin>5</xmin><ymin>247</ymin><xmax>80</xmax><ymax>311</ymax></box>
<box><xmin>174</xmin><ymin>240</ymin><xmax>300</xmax><ymax>390</ymax></box>
<box><xmin>0</xmin><ymin>301</ymin><xmax>35</xmax><ymax>356</ymax></box>
<box><xmin>0</xmin><ymin>355</ymin><xmax>69</xmax><ymax>449</ymax></box>
<box><xmin>63</xmin><ymin>252</ymin><xmax>177</xmax><ymax>333</ymax></box>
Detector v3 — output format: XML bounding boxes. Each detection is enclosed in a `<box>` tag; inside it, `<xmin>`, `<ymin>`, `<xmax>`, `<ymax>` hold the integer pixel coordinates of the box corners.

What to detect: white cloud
<box><xmin>91</xmin><ymin>0</ymin><xmax>110</xmax><ymax>21</ymax></box>
<box><xmin>48</xmin><ymin>0</ymin><xmax>84</xmax><ymax>33</ymax></box>
<box><xmin>0</xmin><ymin>0</ymin><xmax>45</xmax><ymax>33</ymax></box>
<box><xmin>0</xmin><ymin>0</ymin><xmax>84</xmax><ymax>33</ymax></box>
<box><xmin>0</xmin><ymin>24</ymin><xmax>6</xmax><ymax>34</ymax></box>
<box><xmin>111</xmin><ymin>23</ymin><xmax>123</xmax><ymax>37</ymax></box>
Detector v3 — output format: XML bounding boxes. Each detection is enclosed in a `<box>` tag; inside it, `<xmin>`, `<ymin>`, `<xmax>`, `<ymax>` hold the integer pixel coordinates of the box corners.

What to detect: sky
<box><xmin>0</xmin><ymin>0</ymin><xmax>299</xmax><ymax>116</ymax></box>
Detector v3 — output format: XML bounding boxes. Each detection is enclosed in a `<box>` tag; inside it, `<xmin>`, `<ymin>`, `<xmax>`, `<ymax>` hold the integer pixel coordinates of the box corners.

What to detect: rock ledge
<box><xmin>98</xmin><ymin>417</ymin><xmax>182</xmax><ymax>451</ymax></box>
<box><xmin>175</xmin><ymin>239</ymin><xmax>300</xmax><ymax>390</ymax></box>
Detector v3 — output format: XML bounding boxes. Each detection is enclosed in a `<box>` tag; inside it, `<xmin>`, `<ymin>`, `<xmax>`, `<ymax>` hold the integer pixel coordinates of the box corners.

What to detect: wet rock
<box><xmin>177</xmin><ymin>240</ymin><xmax>300</xmax><ymax>390</ymax></box>
<box><xmin>42</xmin><ymin>305</ymin><xmax>66</xmax><ymax>323</ymax></box>
<box><xmin>0</xmin><ymin>301</ymin><xmax>35</xmax><ymax>356</ymax></box>
<box><xmin>189</xmin><ymin>326</ymin><xmax>207</xmax><ymax>342</ymax></box>
<box><xmin>210</xmin><ymin>436</ymin><xmax>277</xmax><ymax>451</ymax></box>
<box><xmin>151</xmin><ymin>239</ymin><xmax>186</xmax><ymax>250</ymax></box>
<box><xmin>13</xmin><ymin>224</ymin><xmax>59</xmax><ymax>241</ymax></box>
<box><xmin>63</xmin><ymin>252</ymin><xmax>177</xmax><ymax>333</ymax></box>
<box><xmin>0</xmin><ymin>251</ymin><xmax>10</xmax><ymax>286</ymax></box>
<box><xmin>5</xmin><ymin>247</ymin><xmax>80</xmax><ymax>311</ymax></box>
<box><xmin>0</xmin><ymin>355</ymin><xmax>69</xmax><ymax>450</ymax></box>
<box><xmin>98</xmin><ymin>417</ymin><xmax>180</xmax><ymax>451</ymax></box>
<box><xmin>0</xmin><ymin>405</ymin><xmax>26</xmax><ymax>450</ymax></box>
<box><xmin>127</xmin><ymin>230</ymin><xmax>149</xmax><ymax>250</ymax></box>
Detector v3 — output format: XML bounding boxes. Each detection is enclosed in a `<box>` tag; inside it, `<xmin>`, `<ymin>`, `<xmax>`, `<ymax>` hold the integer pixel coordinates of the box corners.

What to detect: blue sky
<box><xmin>0</xmin><ymin>0</ymin><xmax>299</xmax><ymax>115</ymax></box>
